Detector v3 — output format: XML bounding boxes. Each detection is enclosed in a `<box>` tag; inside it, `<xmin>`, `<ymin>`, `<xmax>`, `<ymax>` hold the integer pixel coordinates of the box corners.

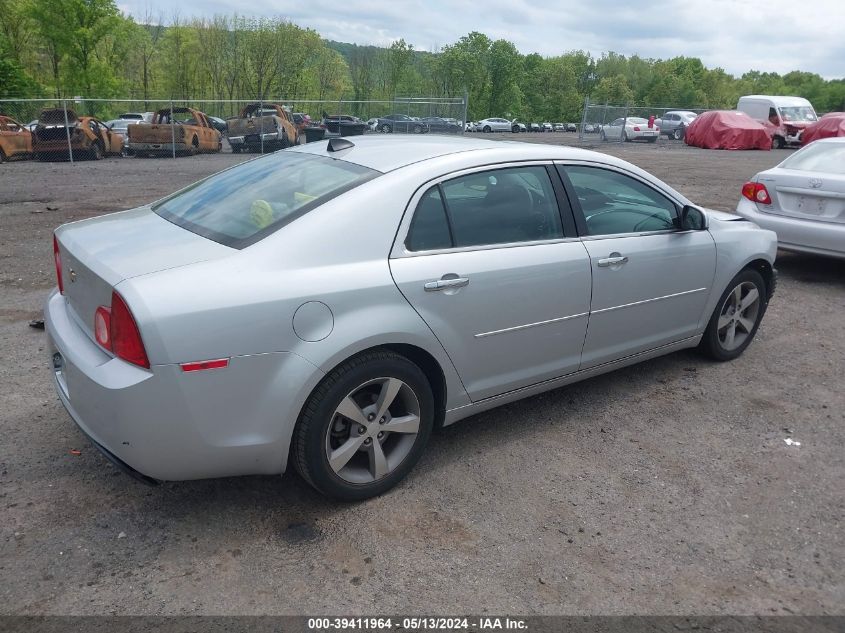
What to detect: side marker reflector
<box><xmin>180</xmin><ymin>358</ymin><xmax>230</xmax><ymax>372</ymax></box>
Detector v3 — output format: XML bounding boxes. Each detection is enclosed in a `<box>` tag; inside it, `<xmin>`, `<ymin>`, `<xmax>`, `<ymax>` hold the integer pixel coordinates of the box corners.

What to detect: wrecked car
<box><xmin>33</xmin><ymin>109</ymin><xmax>123</xmax><ymax>161</ymax></box>
<box><xmin>0</xmin><ymin>114</ymin><xmax>33</xmax><ymax>162</ymax></box>
<box><xmin>226</xmin><ymin>103</ymin><xmax>302</xmax><ymax>153</ymax></box>
<box><xmin>128</xmin><ymin>107</ymin><xmax>221</xmax><ymax>157</ymax></box>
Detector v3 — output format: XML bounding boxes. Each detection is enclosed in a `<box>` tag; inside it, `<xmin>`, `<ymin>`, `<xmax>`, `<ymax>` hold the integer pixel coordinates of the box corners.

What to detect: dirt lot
<box><xmin>1</xmin><ymin>135</ymin><xmax>843</xmax><ymax>616</ymax></box>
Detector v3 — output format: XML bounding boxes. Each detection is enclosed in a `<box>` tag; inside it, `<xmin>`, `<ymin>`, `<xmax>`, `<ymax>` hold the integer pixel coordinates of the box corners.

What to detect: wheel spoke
<box><xmin>739</xmin><ymin>287</ymin><xmax>759</xmax><ymax>312</ymax></box>
<box><xmin>737</xmin><ymin>316</ymin><xmax>755</xmax><ymax>333</ymax></box>
<box><xmin>336</xmin><ymin>396</ymin><xmax>368</xmax><ymax>426</ymax></box>
<box><xmin>384</xmin><ymin>414</ymin><xmax>420</xmax><ymax>435</ymax></box>
<box><xmin>724</xmin><ymin>322</ymin><xmax>736</xmax><ymax>348</ymax></box>
<box><xmin>718</xmin><ymin>313</ymin><xmax>732</xmax><ymax>330</ymax></box>
<box><xmin>375</xmin><ymin>378</ymin><xmax>402</xmax><ymax>421</ymax></box>
<box><xmin>329</xmin><ymin>435</ymin><xmax>366</xmax><ymax>473</ymax></box>
<box><xmin>732</xmin><ymin>285</ymin><xmax>742</xmax><ymax>307</ymax></box>
<box><xmin>368</xmin><ymin>440</ymin><xmax>389</xmax><ymax>479</ymax></box>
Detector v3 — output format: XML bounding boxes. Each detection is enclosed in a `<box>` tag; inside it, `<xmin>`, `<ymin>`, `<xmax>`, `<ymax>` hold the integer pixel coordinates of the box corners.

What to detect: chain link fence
<box><xmin>0</xmin><ymin>96</ymin><xmax>467</xmax><ymax>163</ymax></box>
<box><xmin>578</xmin><ymin>98</ymin><xmax>710</xmax><ymax>143</ymax></box>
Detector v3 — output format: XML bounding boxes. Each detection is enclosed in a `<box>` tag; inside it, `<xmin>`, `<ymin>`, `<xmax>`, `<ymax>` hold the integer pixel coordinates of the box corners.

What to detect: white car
<box><xmin>601</xmin><ymin>117</ymin><xmax>659</xmax><ymax>142</ymax></box>
<box><xmin>736</xmin><ymin>137</ymin><xmax>845</xmax><ymax>259</ymax></box>
<box><xmin>476</xmin><ymin>118</ymin><xmax>512</xmax><ymax>133</ymax></box>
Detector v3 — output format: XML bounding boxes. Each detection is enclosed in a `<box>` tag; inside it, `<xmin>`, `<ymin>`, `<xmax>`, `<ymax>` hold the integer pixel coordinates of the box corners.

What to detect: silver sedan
<box><xmin>736</xmin><ymin>137</ymin><xmax>845</xmax><ymax>259</ymax></box>
<box><xmin>46</xmin><ymin>136</ymin><xmax>778</xmax><ymax>500</ymax></box>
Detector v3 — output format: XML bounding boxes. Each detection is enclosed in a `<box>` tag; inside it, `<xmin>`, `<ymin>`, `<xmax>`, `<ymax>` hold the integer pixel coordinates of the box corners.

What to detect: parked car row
<box><xmin>466</xmin><ymin>119</ymin><xmax>580</xmax><ymax>133</ymax></box>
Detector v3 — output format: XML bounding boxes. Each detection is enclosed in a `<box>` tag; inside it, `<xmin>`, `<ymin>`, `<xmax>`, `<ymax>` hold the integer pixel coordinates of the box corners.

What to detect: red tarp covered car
<box><xmin>684</xmin><ymin>110</ymin><xmax>772</xmax><ymax>150</ymax></box>
<box><xmin>801</xmin><ymin>114</ymin><xmax>845</xmax><ymax>145</ymax></box>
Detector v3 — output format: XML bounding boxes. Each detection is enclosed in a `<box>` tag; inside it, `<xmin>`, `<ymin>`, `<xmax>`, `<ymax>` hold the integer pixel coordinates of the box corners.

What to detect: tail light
<box><xmin>94</xmin><ymin>291</ymin><xmax>150</xmax><ymax>368</ymax></box>
<box><xmin>633</xmin><ymin>126</ymin><xmax>641</xmax><ymax>131</ymax></box>
<box><xmin>742</xmin><ymin>181</ymin><xmax>773</xmax><ymax>205</ymax></box>
<box><xmin>53</xmin><ymin>234</ymin><xmax>64</xmax><ymax>294</ymax></box>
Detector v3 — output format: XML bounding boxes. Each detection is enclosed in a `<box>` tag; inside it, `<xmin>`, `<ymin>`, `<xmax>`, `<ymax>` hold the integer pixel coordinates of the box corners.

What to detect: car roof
<box><xmin>740</xmin><ymin>95</ymin><xmax>812</xmax><ymax>106</ymax></box>
<box><xmin>288</xmin><ymin>135</ymin><xmax>651</xmax><ymax>175</ymax></box>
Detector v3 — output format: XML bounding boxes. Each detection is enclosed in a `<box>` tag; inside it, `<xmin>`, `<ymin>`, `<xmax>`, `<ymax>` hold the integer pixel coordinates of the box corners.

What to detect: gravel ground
<box><xmin>1</xmin><ymin>134</ymin><xmax>843</xmax><ymax>615</ymax></box>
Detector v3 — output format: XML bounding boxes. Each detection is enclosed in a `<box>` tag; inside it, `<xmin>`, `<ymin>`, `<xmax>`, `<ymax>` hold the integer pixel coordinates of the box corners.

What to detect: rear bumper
<box><xmin>227</xmin><ymin>132</ymin><xmax>281</xmax><ymax>146</ymax></box>
<box><xmin>129</xmin><ymin>142</ymin><xmax>189</xmax><ymax>152</ymax></box>
<box><xmin>44</xmin><ymin>289</ymin><xmax>324</xmax><ymax>481</ymax></box>
<box><xmin>736</xmin><ymin>198</ymin><xmax>845</xmax><ymax>259</ymax></box>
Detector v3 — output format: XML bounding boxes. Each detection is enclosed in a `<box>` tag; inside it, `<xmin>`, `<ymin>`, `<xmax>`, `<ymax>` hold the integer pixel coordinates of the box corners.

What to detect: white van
<box><xmin>737</xmin><ymin>95</ymin><xmax>818</xmax><ymax>148</ymax></box>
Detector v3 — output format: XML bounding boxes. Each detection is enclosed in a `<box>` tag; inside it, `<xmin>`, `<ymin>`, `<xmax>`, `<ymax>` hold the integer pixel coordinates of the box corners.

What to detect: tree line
<box><xmin>2</xmin><ymin>0</ymin><xmax>844</xmax><ymax>122</ymax></box>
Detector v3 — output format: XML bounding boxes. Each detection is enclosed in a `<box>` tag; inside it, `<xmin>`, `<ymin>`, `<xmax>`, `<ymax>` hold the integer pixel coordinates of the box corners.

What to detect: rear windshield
<box><xmin>154</xmin><ymin>151</ymin><xmax>379</xmax><ymax>248</ymax></box>
<box><xmin>780</xmin><ymin>142</ymin><xmax>845</xmax><ymax>175</ymax></box>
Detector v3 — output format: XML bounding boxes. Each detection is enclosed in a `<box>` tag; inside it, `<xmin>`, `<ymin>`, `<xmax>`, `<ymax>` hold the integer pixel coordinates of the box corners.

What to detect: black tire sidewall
<box><xmin>701</xmin><ymin>268</ymin><xmax>768</xmax><ymax>361</ymax></box>
<box><xmin>294</xmin><ymin>352</ymin><xmax>434</xmax><ymax>501</ymax></box>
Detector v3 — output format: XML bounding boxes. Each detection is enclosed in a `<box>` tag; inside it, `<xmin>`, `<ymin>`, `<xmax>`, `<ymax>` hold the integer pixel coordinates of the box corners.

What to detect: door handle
<box><xmin>597</xmin><ymin>255</ymin><xmax>629</xmax><ymax>267</ymax></box>
<box><xmin>424</xmin><ymin>276</ymin><xmax>469</xmax><ymax>291</ymax></box>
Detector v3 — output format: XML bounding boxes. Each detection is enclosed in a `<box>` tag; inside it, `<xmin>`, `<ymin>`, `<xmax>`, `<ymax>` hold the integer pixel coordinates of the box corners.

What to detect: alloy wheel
<box><xmin>717</xmin><ymin>281</ymin><xmax>761</xmax><ymax>351</ymax></box>
<box><xmin>325</xmin><ymin>377</ymin><xmax>421</xmax><ymax>484</ymax></box>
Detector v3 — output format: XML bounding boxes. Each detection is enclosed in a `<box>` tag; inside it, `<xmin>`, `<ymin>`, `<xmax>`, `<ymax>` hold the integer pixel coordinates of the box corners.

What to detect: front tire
<box><xmin>673</xmin><ymin>126</ymin><xmax>684</xmax><ymax>140</ymax></box>
<box><xmin>380</xmin><ymin>123</ymin><xmax>392</xmax><ymax>134</ymax></box>
<box><xmin>292</xmin><ymin>350</ymin><xmax>434</xmax><ymax>501</ymax></box>
<box><xmin>772</xmin><ymin>135</ymin><xmax>785</xmax><ymax>149</ymax></box>
<box><xmin>89</xmin><ymin>142</ymin><xmax>103</xmax><ymax>160</ymax></box>
<box><xmin>699</xmin><ymin>269</ymin><xmax>768</xmax><ymax>361</ymax></box>
<box><xmin>483</xmin><ymin>125</ymin><xmax>492</xmax><ymax>133</ymax></box>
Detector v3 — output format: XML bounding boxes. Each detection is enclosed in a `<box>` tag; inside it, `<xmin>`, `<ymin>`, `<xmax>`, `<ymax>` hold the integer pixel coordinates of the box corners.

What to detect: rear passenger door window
<box><xmin>405</xmin><ymin>166</ymin><xmax>566</xmax><ymax>250</ymax></box>
<box><xmin>560</xmin><ymin>165</ymin><xmax>677</xmax><ymax>235</ymax></box>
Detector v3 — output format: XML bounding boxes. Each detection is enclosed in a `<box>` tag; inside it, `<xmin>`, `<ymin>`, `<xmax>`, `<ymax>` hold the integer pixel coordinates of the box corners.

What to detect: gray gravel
<box><xmin>1</xmin><ymin>136</ymin><xmax>843</xmax><ymax>615</ymax></box>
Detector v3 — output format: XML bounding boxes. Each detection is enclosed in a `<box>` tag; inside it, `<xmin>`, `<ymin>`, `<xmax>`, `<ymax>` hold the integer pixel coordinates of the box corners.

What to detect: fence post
<box><xmin>259</xmin><ymin>97</ymin><xmax>264</xmax><ymax>154</ymax></box>
<box><xmin>578</xmin><ymin>96</ymin><xmax>589</xmax><ymax>141</ymax></box>
<box><xmin>621</xmin><ymin>102</ymin><xmax>629</xmax><ymax>144</ymax></box>
<box><xmin>62</xmin><ymin>99</ymin><xmax>74</xmax><ymax>165</ymax></box>
<box><xmin>462</xmin><ymin>89</ymin><xmax>469</xmax><ymax>136</ymax></box>
<box><xmin>170</xmin><ymin>101</ymin><xmax>176</xmax><ymax>159</ymax></box>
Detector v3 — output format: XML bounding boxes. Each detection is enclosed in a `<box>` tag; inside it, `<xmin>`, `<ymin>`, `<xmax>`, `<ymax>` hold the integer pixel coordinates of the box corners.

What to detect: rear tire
<box><xmin>292</xmin><ymin>349</ymin><xmax>434</xmax><ymax>501</ymax></box>
<box><xmin>673</xmin><ymin>126</ymin><xmax>684</xmax><ymax>140</ymax></box>
<box><xmin>89</xmin><ymin>142</ymin><xmax>103</xmax><ymax>160</ymax></box>
<box><xmin>699</xmin><ymin>268</ymin><xmax>768</xmax><ymax>361</ymax></box>
<box><xmin>0</xmin><ymin>147</ymin><xmax>5</xmax><ymax>163</ymax></box>
<box><xmin>772</xmin><ymin>135</ymin><xmax>785</xmax><ymax>149</ymax></box>
<box><xmin>231</xmin><ymin>145</ymin><xmax>241</xmax><ymax>154</ymax></box>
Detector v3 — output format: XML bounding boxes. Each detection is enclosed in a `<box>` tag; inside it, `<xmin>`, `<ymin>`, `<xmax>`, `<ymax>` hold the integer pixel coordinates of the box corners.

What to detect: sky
<box><xmin>119</xmin><ymin>0</ymin><xmax>845</xmax><ymax>79</ymax></box>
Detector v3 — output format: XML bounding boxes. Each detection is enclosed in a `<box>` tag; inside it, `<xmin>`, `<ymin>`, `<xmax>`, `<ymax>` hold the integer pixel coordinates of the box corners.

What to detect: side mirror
<box><xmin>676</xmin><ymin>204</ymin><xmax>708</xmax><ymax>231</ymax></box>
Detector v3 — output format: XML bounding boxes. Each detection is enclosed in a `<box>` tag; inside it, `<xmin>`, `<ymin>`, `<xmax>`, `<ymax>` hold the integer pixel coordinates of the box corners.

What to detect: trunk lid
<box><xmin>228</xmin><ymin>115</ymin><xmax>276</xmax><ymax>137</ymax></box>
<box><xmin>55</xmin><ymin>208</ymin><xmax>233</xmax><ymax>340</ymax></box>
<box><xmin>39</xmin><ymin>108</ymin><xmax>79</xmax><ymax>126</ymax></box>
<box><xmin>757</xmin><ymin>168</ymin><xmax>845</xmax><ymax>225</ymax></box>
<box><xmin>128</xmin><ymin>124</ymin><xmax>179</xmax><ymax>143</ymax></box>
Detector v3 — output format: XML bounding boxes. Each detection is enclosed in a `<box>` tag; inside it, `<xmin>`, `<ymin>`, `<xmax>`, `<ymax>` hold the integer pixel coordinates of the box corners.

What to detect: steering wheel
<box><xmin>632</xmin><ymin>212</ymin><xmax>673</xmax><ymax>232</ymax></box>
